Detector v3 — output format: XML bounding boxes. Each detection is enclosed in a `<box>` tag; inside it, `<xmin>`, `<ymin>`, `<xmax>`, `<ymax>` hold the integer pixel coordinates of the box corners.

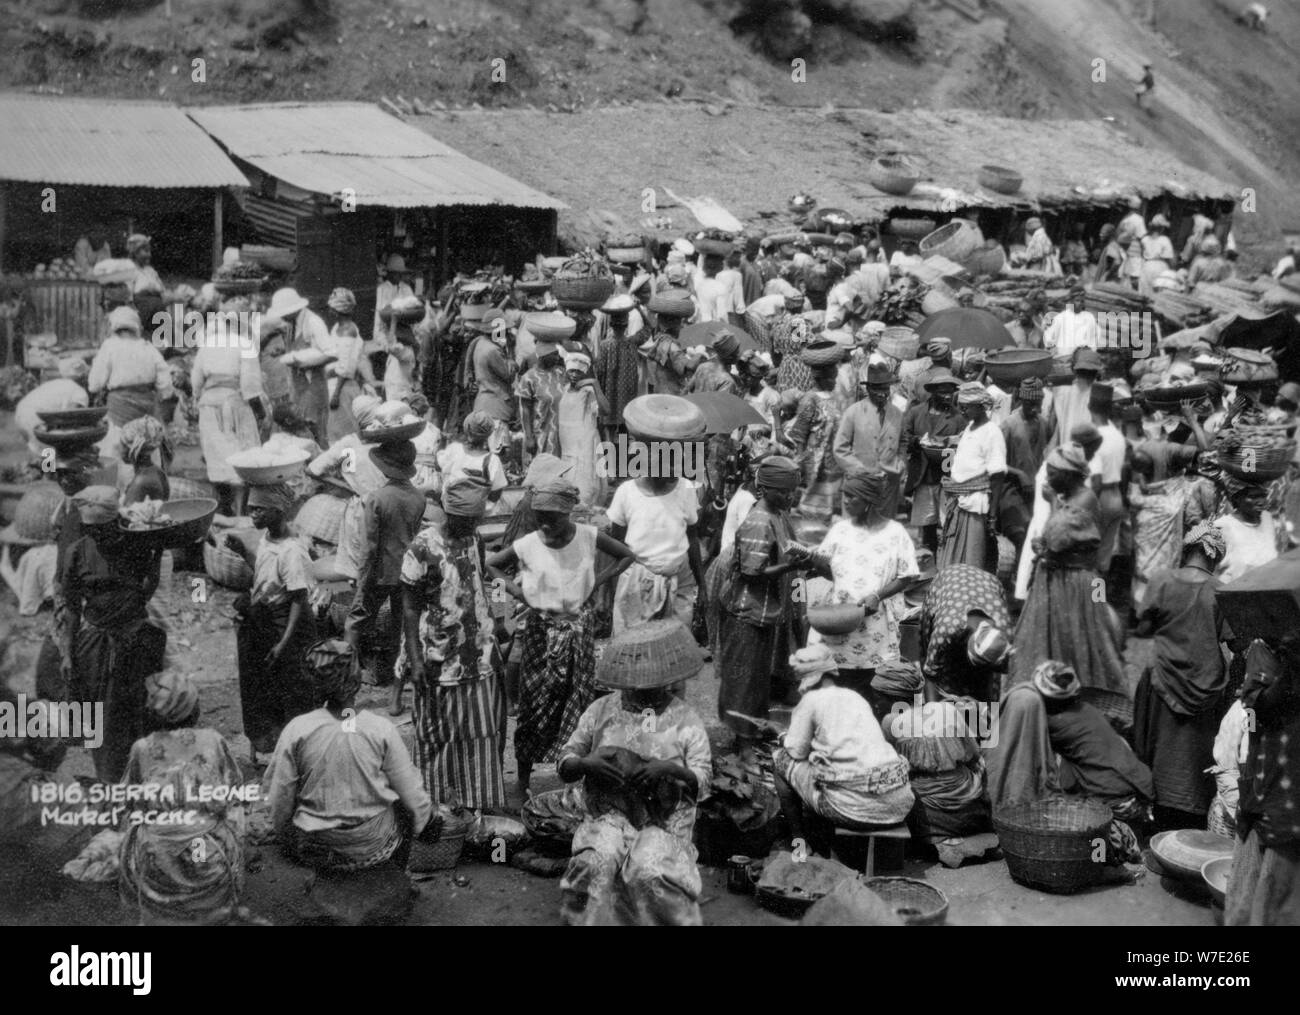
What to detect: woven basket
<box><xmin>596</xmin><ymin>618</ymin><xmax>703</xmax><ymax>689</ymax></box>
<box><xmin>212</xmin><ymin>277</ymin><xmax>266</xmax><ymax>295</ymax></box>
<box><xmin>203</xmin><ymin>537</ymin><xmax>253</xmax><ymax>591</ymax></box>
<box><xmin>861</xmin><ymin>877</ymin><xmax>949</xmax><ymax>926</ymax></box>
<box><xmin>1217</xmin><ymin>443</ymin><xmax>1294</xmax><ymax>482</ymax></box>
<box><xmin>993</xmin><ymin>796</ymin><xmax>1114</xmax><ymax>894</ymax></box>
<box><xmin>889</xmin><ymin>217</ymin><xmax>937</xmax><ymax>240</ymax></box>
<box><xmin>409</xmin><ymin>822</ymin><xmax>468</xmax><ymax>873</ymax></box>
<box><xmin>977</xmin><ymin>164</ymin><xmax>1023</xmax><ymax>195</ymax></box>
<box><xmin>294</xmin><ymin>493</ymin><xmax>347</xmax><ymax>545</ymax></box>
<box><xmin>878</xmin><ymin>327</ymin><xmax>920</xmax><ymax>361</ymax></box>
<box><xmin>868</xmin><ymin>156</ymin><xmax>920</xmax><ymax>196</ymax></box>
<box><xmin>523</xmin><ymin>311</ymin><xmax>577</xmax><ymax>342</ymax></box>
<box><xmin>920</xmin><ymin>219</ymin><xmax>983</xmax><ymax>263</ymax></box>
<box><xmin>983</xmin><ymin>349</ymin><xmax>1053</xmax><ymax>386</ymax></box>
<box><xmin>964</xmin><ymin>240</ymin><xmax>1007</xmax><ymax>277</ymax></box>
<box><xmin>552</xmin><ymin>275</ymin><xmax>615</xmax><ymax>309</ymax></box>
<box><xmin>648</xmin><ymin>289</ymin><xmax>696</xmax><ymax>318</ymax></box>
<box><xmin>605</xmin><ymin>245</ymin><xmax>647</xmax><ymax>265</ymax></box>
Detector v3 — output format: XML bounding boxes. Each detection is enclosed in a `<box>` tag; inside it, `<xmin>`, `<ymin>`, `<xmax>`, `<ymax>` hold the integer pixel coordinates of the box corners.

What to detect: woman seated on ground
<box><xmin>771</xmin><ymin>644</ymin><xmax>914</xmax><ymax>860</ymax></box>
<box><xmin>265</xmin><ymin>639</ymin><xmax>433</xmax><ymax>873</ymax></box>
<box><xmin>118</xmin><ymin>672</ymin><xmax>249</xmax><ymax>925</ymax></box>
<box><xmin>556</xmin><ymin>620</ymin><xmax>712</xmax><ymax>927</ymax></box>
<box><xmin>988</xmin><ymin>660</ymin><xmax>1153</xmax><ymax>864</ymax></box>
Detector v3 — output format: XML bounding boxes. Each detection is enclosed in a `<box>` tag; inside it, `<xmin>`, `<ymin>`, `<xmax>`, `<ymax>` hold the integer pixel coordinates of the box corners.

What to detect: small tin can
<box><xmin>727</xmin><ymin>854</ymin><xmax>755</xmax><ymax>895</ymax></box>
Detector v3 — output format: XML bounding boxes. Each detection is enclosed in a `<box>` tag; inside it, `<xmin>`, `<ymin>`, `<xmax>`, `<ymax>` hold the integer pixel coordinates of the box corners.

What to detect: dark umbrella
<box><xmin>681</xmin><ymin>392</ymin><xmax>766</xmax><ymax>434</ymax></box>
<box><xmin>680</xmin><ymin>320</ymin><xmax>763</xmax><ymax>355</ymax></box>
<box><xmin>917</xmin><ymin>307</ymin><xmax>1014</xmax><ymax>350</ymax></box>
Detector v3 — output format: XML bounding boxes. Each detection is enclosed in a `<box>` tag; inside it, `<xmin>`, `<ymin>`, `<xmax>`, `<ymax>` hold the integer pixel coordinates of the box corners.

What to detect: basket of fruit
<box><xmin>1215</xmin><ymin>426</ymin><xmax>1296</xmax><ymax>481</ymax></box>
<box><xmin>212</xmin><ymin>260</ymin><xmax>268</xmax><ymax>295</ymax></box>
<box><xmin>551</xmin><ymin>251</ymin><xmax>616</xmax><ymax>309</ymax></box>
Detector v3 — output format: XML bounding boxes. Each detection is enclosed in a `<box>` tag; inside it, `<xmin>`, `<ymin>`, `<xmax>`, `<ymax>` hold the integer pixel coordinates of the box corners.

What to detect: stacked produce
<box><xmin>1215</xmin><ymin>423</ymin><xmax>1297</xmax><ymax>482</ymax></box>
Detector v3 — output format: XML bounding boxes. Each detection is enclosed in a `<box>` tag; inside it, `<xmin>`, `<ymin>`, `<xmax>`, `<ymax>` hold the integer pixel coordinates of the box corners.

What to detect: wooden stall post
<box><xmin>212</xmin><ymin>190</ymin><xmax>224</xmax><ymax>275</ymax></box>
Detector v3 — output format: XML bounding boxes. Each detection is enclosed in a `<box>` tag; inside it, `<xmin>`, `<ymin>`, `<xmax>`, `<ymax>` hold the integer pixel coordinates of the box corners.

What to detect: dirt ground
<box><xmin>0</xmin><ymin>409</ymin><xmax>1218</xmax><ymax>927</ymax></box>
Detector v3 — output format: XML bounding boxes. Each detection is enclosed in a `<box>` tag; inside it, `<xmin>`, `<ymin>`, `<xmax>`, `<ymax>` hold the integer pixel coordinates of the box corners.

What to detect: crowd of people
<box><xmin>2</xmin><ymin>203</ymin><xmax>1299</xmax><ymax>928</ymax></box>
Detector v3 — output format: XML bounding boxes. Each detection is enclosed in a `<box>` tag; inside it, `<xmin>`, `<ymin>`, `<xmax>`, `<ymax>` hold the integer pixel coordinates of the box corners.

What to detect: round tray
<box><xmin>1150</xmin><ymin>829</ymin><xmax>1234</xmax><ymax>882</ymax></box>
<box><xmin>36</xmin><ymin>406</ymin><xmax>108</xmax><ymax>429</ymax></box>
<box><xmin>978</xmin><ymin>164</ymin><xmax>1023</xmax><ymax>195</ymax></box>
<box><xmin>1141</xmin><ymin>381</ymin><xmax>1211</xmax><ymax>409</ymax></box>
<box><xmin>807</xmin><ymin>602</ymin><xmax>865</xmax><ymax>635</ymax></box>
<box><xmin>861</xmin><ymin>876</ymin><xmax>949</xmax><ymax>926</ymax></box>
<box><xmin>34</xmin><ymin>423</ymin><xmax>109</xmax><ymax>451</ymax></box>
<box><xmin>983</xmin><ymin>349</ymin><xmax>1053</xmax><ymax>385</ymax></box>
<box><xmin>693</xmin><ymin>237</ymin><xmax>734</xmax><ymax>257</ymax></box>
<box><xmin>1202</xmin><ymin>856</ymin><xmax>1232</xmax><ymax>906</ymax></box>
<box><xmin>755</xmin><ymin>883</ymin><xmax>821</xmax><ymax>920</ymax></box>
<box><xmin>360</xmin><ymin>420</ymin><xmax>424</xmax><ymax>444</ymax></box>
<box><xmin>118</xmin><ymin>497</ymin><xmax>218</xmax><ymax>550</ymax></box>
<box><xmin>227</xmin><ymin>448</ymin><xmax>311</xmax><ymax>485</ymax></box>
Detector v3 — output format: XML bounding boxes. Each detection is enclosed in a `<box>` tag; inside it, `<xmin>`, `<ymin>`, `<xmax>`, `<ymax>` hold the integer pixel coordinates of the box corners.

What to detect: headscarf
<box><xmin>1017</xmin><ymin>377</ymin><xmax>1045</xmax><ymax>403</ymax></box>
<box><xmin>352</xmin><ymin>394</ymin><xmax>382</xmax><ymax>429</ymax></box>
<box><xmin>462</xmin><ymin>411</ymin><xmax>497</xmax><ymax>442</ymax></box>
<box><xmin>1045</xmin><ymin>444</ymin><xmax>1089</xmax><ymax>476</ymax></box>
<box><xmin>870</xmin><ymin>660</ymin><xmax>925</xmax><ymax>700</ymax></box>
<box><xmin>145</xmin><ymin>671</ymin><xmax>199</xmax><ymax>726</ymax></box>
<box><xmin>328</xmin><ymin>287</ymin><xmax>357</xmax><ymax>314</ymax></box>
<box><xmin>841</xmin><ymin>470</ymin><xmax>887</xmax><ymax>505</ymax></box>
<box><xmin>57</xmin><ymin>356</ymin><xmax>89</xmax><ymax>381</ymax></box>
<box><xmin>564</xmin><ymin>351</ymin><xmax>592</xmax><ymax>373</ymax></box>
<box><xmin>532</xmin><ymin>480</ymin><xmax>580</xmax><ymax>513</ymax></box>
<box><xmin>789</xmin><ymin>643</ymin><xmax>838</xmax><ymax>692</ymax></box>
<box><xmin>303</xmin><ymin>639</ymin><xmax>360</xmax><ymax>707</ymax></box>
<box><xmin>108</xmin><ymin>305</ymin><xmax>142</xmax><ymax>336</ymax></box>
<box><xmin>126</xmin><ymin>233</ymin><xmax>151</xmax><ymax>256</ymax></box>
<box><xmin>119</xmin><ymin>415</ymin><xmax>170</xmax><ymax>465</ymax></box>
<box><xmin>956</xmin><ymin>381</ymin><xmax>993</xmax><ymax>407</ymax></box>
<box><xmin>966</xmin><ymin>619</ymin><xmax>1012</xmax><ymax>668</ymax></box>
<box><xmin>1031</xmin><ymin>660</ymin><xmax>1081</xmax><ymax>700</ymax></box>
<box><xmin>72</xmin><ymin>485</ymin><xmax>119</xmax><ymax>525</ymax></box>
<box><xmin>1183</xmin><ymin>520</ymin><xmax>1227</xmax><ymax>563</ymax></box>
<box><xmin>755</xmin><ymin>455</ymin><xmax>800</xmax><ymax>491</ymax></box>
<box><xmin>247</xmin><ymin>482</ymin><xmax>295</xmax><ymax>513</ymax></box>
<box><xmin>523</xmin><ymin>453</ymin><xmax>574</xmax><ymax>489</ymax></box>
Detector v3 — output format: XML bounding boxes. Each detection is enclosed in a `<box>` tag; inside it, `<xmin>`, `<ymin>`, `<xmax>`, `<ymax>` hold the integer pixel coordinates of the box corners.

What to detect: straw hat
<box><xmin>596</xmin><ymin>620</ymin><xmax>703</xmax><ymax>689</ymax></box>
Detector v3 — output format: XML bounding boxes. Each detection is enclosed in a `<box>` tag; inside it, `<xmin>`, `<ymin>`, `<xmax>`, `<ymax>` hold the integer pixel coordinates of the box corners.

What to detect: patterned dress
<box><xmin>398</xmin><ymin>524</ymin><xmax>507</xmax><ymax>809</ymax></box>
<box><xmin>594</xmin><ymin>332</ymin><xmax>644</xmax><ymax>429</ymax></box>
<box><xmin>515</xmin><ymin>363</ymin><xmax>568</xmax><ymax>456</ymax></box>
<box><xmin>788</xmin><ymin>390</ymin><xmax>843</xmax><ymax>521</ymax></box>
<box><xmin>919</xmin><ymin>564</ymin><xmax>1011</xmax><ymax>700</ymax></box>
<box><xmin>772</xmin><ymin>315</ymin><xmax>814</xmax><ymax>393</ymax></box>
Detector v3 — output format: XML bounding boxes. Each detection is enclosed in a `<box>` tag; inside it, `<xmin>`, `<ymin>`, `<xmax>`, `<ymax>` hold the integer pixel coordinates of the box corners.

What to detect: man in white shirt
<box><xmin>1119</xmin><ymin>198</ymin><xmax>1148</xmax><ymax>290</ymax></box>
<box><xmin>1087</xmin><ymin>383</ymin><xmax>1128</xmax><ymax>574</ymax></box>
<box><xmin>371</xmin><ymin>253</ymin><xmax>415</xmax><ymax>356</ymax></box>
<box><xmin>1044</xmin><ymin>287</ymin><xmax>1099</xmax><ymax>362</ymax></box>
<box><xmin>693</xmin><ymin>256</ymin><xmax>735</xmax><ymax>323</ymax></box>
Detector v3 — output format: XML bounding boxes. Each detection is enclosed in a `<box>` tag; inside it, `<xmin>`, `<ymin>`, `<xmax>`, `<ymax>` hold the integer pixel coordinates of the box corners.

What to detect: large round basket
<box><xmin>861</xmin><ymin>877</ymin><xmax>949</xmax><ymax>926</ymax></box>
<box><xmin>983</xmin><ymin>349</ymin><xmax>1053</xmax><ymax>386</ymax></box>
<box><xmin>648</xmin><ymin>290</ymin><xmax>696</xmax><ymax>318</ymax></box>
<box><xmin>360</xmin><ymin>420</ymin><xmax>424</xmax><ymax>444</ymax></box>
<box><xmin>1141</xmin><ymin>381</ymin><xmax>1211</xmax><ymax>411</ymax></box>
<box><xmin>203</xmin><ymin>536</ymin><xmax>253</xmax><ymax>591</ymax></box>
<box><xmin>551</xmin><ymin>275</ymin><xmax>615</xmax><ymax>309</ymax></box>
<box><xmin>1217</xmin><ymin>444</ymin><xmax>1294</xmax><ymax>482</ymax></box>
<box><xmin>623</xmin><ymin>394</ymin><xmax>708</xmax><ymax>441</ymax></box>
<box><xmin>1149</xmin><ymin>829</ymin><xmax>1234</xmax><ymax>882</ymax></box>
<box><xmin>977</xmin><ymin>164</ymin><xmax>1023</xmax><ymax>195</ymax></box>
<box><xmin>240</xmin><ymin>245</ymin><xmax>296</xmax><ymax>272</ymax></box>
<box><xmin>34</xmin><ymin>423</ymin><xmax>109</xmax><ymax>452</ymax></box>
<box><xmin>992</xmin><ymin>796</ymin><xmax>1114</xmax><ymax>894</ymax></box>
<box><xmin>36</xmin><ymin>406</ymin><xmax>108</xmax><ymax>429</ymax></box>
<box><xmin>523</xmin><ymin>311</ymin><xmax>577</xmax><ymax>342</ymax></box>
<box><xmin>228</xmin><ymin>448</ymin><xmax>311</xmax><ymax>485</ymax></box>
<box><xmin>118</xmin><ymin>498</ymin><xmax>218</xmax><ymax>551</ymax></box>
<box><xmin>596</xmin><ymin>619</ymin><xmax>703</xmax><ymax>690</ymax></box>
<box><xmin>963</xmin><ymin>240</ymin><xmax>1007</xmax><ymax>276</ymax></box>
<box><xmin>889</xmin><ymin>217</ymin><xmax>937</xmax><ymax>240</ymax></box>
<box><xmin>920</xmin><ymin>219</ymin><xmax>983</xmax><ymax>263</ymax></box>
<box><xmin>294</xmin><ymin>493</ymin><xmax>348</xmax><ymax>545</ymax></box>
<box><xmin>868</xmin><ymin>156</ymin><xmax>920</xmax><ymax>196</ymax></box>
<box><xmin>409</xmin><ymin>812</ymin><xmax>470</xmax><ymax>873</ymax></box>
<box><xmin>693</xmin><ymin>237</ymin><xmax>735</xmax><ymax>257</ymax></box>
<box><xmin>877</xmin><ymin>327</ymin><xmax>920</xmax><ymax>362</ymax></box>
<box><xmin>605</xmin><ymin>245</ymin><xmax>646</xmax><ymax>265</ymax></box>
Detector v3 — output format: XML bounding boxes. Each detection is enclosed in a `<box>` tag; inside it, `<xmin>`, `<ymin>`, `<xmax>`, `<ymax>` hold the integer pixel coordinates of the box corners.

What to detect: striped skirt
<box><xmin>412</xmin><ymin>673</ymin><xmax>508</xmax><ymax>810</ymax></box>
<box><xmin>515</xmin><ymin>607</ymin><xmax>598</xmax><ymax>767</ymax></box>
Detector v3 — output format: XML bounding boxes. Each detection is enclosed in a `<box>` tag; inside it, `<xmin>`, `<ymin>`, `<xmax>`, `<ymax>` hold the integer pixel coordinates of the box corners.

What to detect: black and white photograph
<box><xmin>0</xmin><ymin>0</ymin><xmax>1295</xmax><ymax>972</ymax></box>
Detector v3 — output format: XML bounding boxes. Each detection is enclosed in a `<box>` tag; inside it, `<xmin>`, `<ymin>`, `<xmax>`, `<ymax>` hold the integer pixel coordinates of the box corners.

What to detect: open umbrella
<box><xmin>916</xmin><ymin>307</ymin><xmax>1014</xmax><ymax>350</ymax></box>
<box><xmin>681</xmin><ymin>392</ymin><xmax>766</xmax><ymax>434</ymax></box>
<box><xmin>680</xmin><ymin>320</ymin><xmax>763</xmax><ymax>355</ymax></box>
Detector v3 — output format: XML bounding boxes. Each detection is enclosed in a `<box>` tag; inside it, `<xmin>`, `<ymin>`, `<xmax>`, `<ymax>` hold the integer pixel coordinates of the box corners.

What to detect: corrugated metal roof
<box><xmin>0</xmin><ymin>93</ymin><xmax>248</xmax><ymax>189</ymax></box>
<box><xmin>186</xmin><ymin>102</ymin><xmax>566</xmax><ymax>211</ymax></box>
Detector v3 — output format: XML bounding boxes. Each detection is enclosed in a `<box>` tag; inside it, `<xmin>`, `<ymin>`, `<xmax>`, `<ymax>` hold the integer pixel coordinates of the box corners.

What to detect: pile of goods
<box><xmin>91</xmin><ymin>258</ymin><xmax>139</xmax><ymax>285</ymax></box>
<box><xmin>551</xmin><ymin>250</ymin><xmax>616</xmax><ymax>309</ymax></box>
<box><xmin>228</xmin><ymin>437</ymin><xmax>313</xmax><ymax>484</ymax></box>
<box><xmin>361</xmin><ymin>400</ymin><xmax>424</xmax><ymax>443</ymax></box>
<box><xmin>119</xmin><ymin>498</ymin><xmax>173</xmax><ymax>531</ymax></box>
<box><xmin>213</xmin><ymin>259</ymin><xmax>267</xmax><ymax>295</ymax></box>
<box><xmin>29</xmin><ymin>257</ymin><xmax>85</xmax><ymax>282</ymax></box>
<box><xmin>691</xmin><ymin>229</ymin><xmax>737</xmax><ymax>257</ymax></box>
<box><xmin>871</xmin><ymin>276</ymin><xmax>929</xmax><ymax>326</ymax></box>
<box><xmin>1214</xmin><ymin>423</ymin><xmax>1296</xmax><ymax>482</ymax></box>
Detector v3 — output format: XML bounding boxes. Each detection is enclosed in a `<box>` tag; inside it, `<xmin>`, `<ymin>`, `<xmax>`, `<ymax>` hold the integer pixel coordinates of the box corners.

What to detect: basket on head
<box><xmin>294</xmin><ymin>493</ymin><xmax>348</xmax><ymax>545</ymax></box>
<box><xmin>889</xmin><ymin>217</ymin><xmax>936</xmax><ymax>240</ymax></box>
<box><xmin>551</xmin><ymin>275</ymin><xmax>615</xmax><ymax>309</ymax></box>
<box><xmin>861</xmin><ymin>877</ymin><xmax>949</xmax><ymax>926</ymax></box>
<box><xmin>878</xmin><ymin>327</ymin><xmax>920</xmax><ymax>362</ymax></box>
<box><xmin>992</xmin><ymin>796</ymin><xmax>1114</xmax><ymax>894</ymax></box>
<box><xmin>596</xmin><ymin>619</ymin><xmax>703</xmax><ymax>689</ymax></box>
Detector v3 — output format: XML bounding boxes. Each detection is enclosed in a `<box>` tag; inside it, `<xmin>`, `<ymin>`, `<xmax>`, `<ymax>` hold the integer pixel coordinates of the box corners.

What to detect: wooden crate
<box><xmin>25</xmin><ymin>280</ymin><xmax>104</xmax><ymax>349</ymax></box>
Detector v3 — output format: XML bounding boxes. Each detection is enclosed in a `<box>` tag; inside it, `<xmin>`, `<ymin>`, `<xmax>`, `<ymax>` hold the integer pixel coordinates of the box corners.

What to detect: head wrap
<box><xmin>1046</xmin><ymin>444</ymin><xmax>1090</xmax><ymax>476</ymax></box>
<box><xmin>126</xmin><ymin>233</ymin><xmax>151</xmax><ymax>255</ymax></box>
<box><xmin>967</xmin><ymin>620</ymin><xmax>1012</xmax><ymax>668</ymax></box>
<box><xmin>789</xmin><ymin>643</ymin><xmax>838</xmax><ymax>692</ymax></box>
<box><xmin>1200</xmin><ymin>236</ymin><xmax>1222</xmax><ymax>256</ymax></box>
<box><xmin>345</xmin><ymin>394</ymin><xmax>379</xmax><ymax>431</ymax></box>
<box><xmin>1183</xmin><ymin>520</ymin><xmax>1227</xmax><ymax>563</ymax></box>
<box><xmin>1069</xmin><ymin>421</ymin><xmax>1101</xmax><ymax>447</ymax></box>
<box><xmin>841</xmin><ymin>470</ymin><xmax>887</xmax><ymax>505</ymax></box>
<box><xmin>118</xmin><ymin>415</ymin><xmax>169</xmax><ymax>465</ymax></box>
<box><xmin>1032</xmin><ymin>660</ymin><xmax>1081</xmax><ymax>700</ymax></box>
<box><xmin>462</xmin><ymin>411</ymin><xmax>497</xmax><ymax>442</ymax></box>
<box><xmin>523</xmin><ymin>453</ymin><xmax>574</xmax><ymax>489</ymax></box>
<box><xmin>925</xmin><ymin>337</ymin><xmax>952</xmax><ymax>358</ymax></box>
<box><xmin>303</xmin><ymin>639</ymin><xmax>360</xmax><ymax>706</ymax></box>
<box><xmin>564</xmin><ymin>351</ymin><xmax>592</xmax><ymax>373</ymax></box>
<box><xmin>755</xmin><ymin>455</ymin><xmax>801</xmax><ymax>491</ymax></box>
<box><xmin>247</xmin><ymin>482</ymin><xmax>295</xmax><ymax>513</ymax></box>
<box><xmin>72</xmin><ymin>485</ymin><xmax>119</xmax><ymax>525</ymax></box>
<box><xmin>870</xmin><ymin>660</ymin><xmax>925</xmax><ymax>699</ymax></box>
<box><xmin>328</xmin><ymin>287</ymin><xmax>357</xmax><ymax>314</ymax></box>
<box><xmin>108</xmin><ymin>305</ymin><xmax>142</xmax><ymax>336</ymax></box>
<box><xmin>145</xmin><ymin>671</ymin><xmax>199</xmax><ymax>726</ymax></box>
<box><xmin>532</xmin><ymin>480</ymin><xmax>580</xmax><ymax>513</ymax></box>
<box><xmin>956</xmin><ymin>381</ymin><xmax>993</xmax><ymax>407</ymax></box>
<box><xmin>1017</xmin><ymin>377</ymin><xmax>1045</xmax><ymax>403</ymax></box>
